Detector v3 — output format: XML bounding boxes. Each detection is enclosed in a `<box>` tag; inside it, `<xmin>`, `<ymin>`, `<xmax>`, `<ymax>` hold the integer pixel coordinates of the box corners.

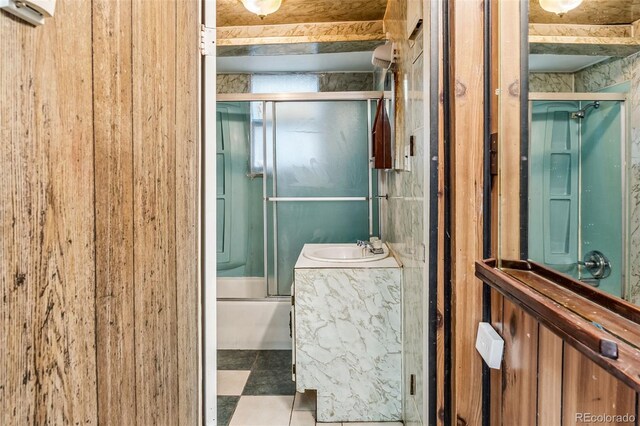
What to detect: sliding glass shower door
<box><xmin>265</xmin><ymin>100</ymin><xmax>374</xmax><ymax>296</ymax></box>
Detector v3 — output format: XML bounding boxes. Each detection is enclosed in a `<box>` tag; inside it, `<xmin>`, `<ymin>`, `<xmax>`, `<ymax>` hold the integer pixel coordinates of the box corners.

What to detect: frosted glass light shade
<box><xmin>539</xmin><ymin>0</ymin><xmax>583</xmax><ymax>14</ymax></box>
<box><xmin>241</xmin><ymin>0</ymin><xmax>282</xmax><ymax>18</ymax></box>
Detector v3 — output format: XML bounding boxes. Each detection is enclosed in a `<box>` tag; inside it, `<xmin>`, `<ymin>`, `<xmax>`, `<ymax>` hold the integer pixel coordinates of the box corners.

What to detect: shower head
<box><xmin>571</xmin><ymin>101</ymin><xmax>600</xmax><ymax>119</ymax></box>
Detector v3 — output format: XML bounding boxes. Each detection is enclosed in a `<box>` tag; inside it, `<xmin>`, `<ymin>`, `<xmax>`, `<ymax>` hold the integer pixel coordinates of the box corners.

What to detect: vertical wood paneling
<box><xmin>1</xmin><ymin>0</ymin><xmax>98</xmax><ymax>424</ymax></box>
<box><xmin>489</xmin><ymin>0</ymin><xmax>499</xmax><ymax>258</ymax></box>
<box><xmin>450</xmin><ymin>0</ymin><xmax>485</xmax><ymax>424</ymax></box>
<box><xmin>496</xmin><ymin>0</ymin><xmax>540</xmax><ymax>424</ymax></box>
<box><xmin>2</xmin><ymin>1</ymin><xmax>200</xmax><ymax>424</ymax></box>
<box><xmin>489</xmin><ymin>290</ymin><xmax>503</xmax><ymax>426</ymax></box>
<box><xmin>1</xmin><ymin>13</ymin><xmax>38</xmax><ymax>425</ymax></box>
<box><xmin>501</xmin><ymin>301</ymin><xmax>538</xmax><ymax>425</ymax></box>
<box><xmin>562</xmin><ymin>345</ymin><xmax>637</xmax><ymax>425</ymax></box>
<box><xmin>32</xmin><ymin>5</ymin><xmax>98</xmax><ymax>417</ymax></box>
<box><xmin>132</xmin><ymin>0</ymin><xmax>179</xmax><ymax>424</ymax></box>
<box><xmin>93</xmin><ymin>0</ymin><xmax>137</xmax><ymax>424</ymax></box>
<box><xmin>436</xmin><ymin>1</ymin><xmax>446</xmax><ymax>422</ymax></box>
<box><xmin>176</xmin><ymin>1</ymin><xmax>200</xmax><ymax>424</ymax></box>
<box><xmin>497</xmin><ymin>0</ymin><xmax>522</xmax><ymax>260</ymax></box>
<box><xmin>537</xmin><ymin>326</ymin><xmax>563</xmax><ymax>426</ymax></box>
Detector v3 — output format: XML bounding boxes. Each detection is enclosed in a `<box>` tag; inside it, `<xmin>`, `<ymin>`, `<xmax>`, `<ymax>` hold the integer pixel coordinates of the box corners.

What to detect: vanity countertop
<box><xmin>294</xmin><ymin>243</ymin><xmax>400</xmax><ymax>269</ymax></box>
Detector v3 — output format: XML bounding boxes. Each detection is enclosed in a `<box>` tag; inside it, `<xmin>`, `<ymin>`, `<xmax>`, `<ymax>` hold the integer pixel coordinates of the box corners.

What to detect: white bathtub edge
<box><xmin>217</xmin><ymin>298</ymin><xmax>292</xmax><ymax>350</ymax></box>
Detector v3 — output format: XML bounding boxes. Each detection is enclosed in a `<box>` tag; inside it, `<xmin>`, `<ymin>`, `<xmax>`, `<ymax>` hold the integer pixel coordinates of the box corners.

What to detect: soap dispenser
<box><xmin>369</xmin><ymin>237</ymin><xmax>384</xmax><ymax>254</ymax></box>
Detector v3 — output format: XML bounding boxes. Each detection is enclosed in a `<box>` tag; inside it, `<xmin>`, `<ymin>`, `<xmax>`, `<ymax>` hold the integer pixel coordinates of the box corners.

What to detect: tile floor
<box><xmin>217</xmin><ymin>350</ymin><xmax>403</xmax><ymax>426</ymax></box>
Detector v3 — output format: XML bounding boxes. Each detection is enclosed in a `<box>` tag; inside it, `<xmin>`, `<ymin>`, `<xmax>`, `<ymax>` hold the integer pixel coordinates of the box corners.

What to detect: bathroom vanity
<box><xmin>292</xmin><ymin>243</ymin><xmax>402</xmax><ymax>423</ymax></box>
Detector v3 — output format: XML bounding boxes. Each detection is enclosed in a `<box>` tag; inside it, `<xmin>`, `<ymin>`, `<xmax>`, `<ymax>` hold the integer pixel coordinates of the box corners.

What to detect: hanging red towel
<box><xmin>372</xmin><ymin>95</ymin><xmax>392</xmax><ymax>169</ymax></box>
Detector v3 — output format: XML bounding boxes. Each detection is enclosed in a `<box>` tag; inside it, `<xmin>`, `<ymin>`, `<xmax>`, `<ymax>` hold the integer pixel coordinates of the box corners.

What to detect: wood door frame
<box><xmin>427</xmin><ymin>1</ymin><xmax>441</xmax><ymax>425</ymax></box>
<box><xmin>202</xmin><ymin>0</ymin><xmax>217</xmax><ymax>425</ymax></box>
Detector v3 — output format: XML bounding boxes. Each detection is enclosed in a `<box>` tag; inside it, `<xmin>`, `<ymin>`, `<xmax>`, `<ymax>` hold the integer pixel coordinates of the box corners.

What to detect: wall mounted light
<box><xmin>0</xmin><ymin>0</ymin><xmax>56</xmax><ymax>26</ymax></box>
<box><xmin>241</xmin><ymin>0</ymin><xmax>282</xmax><ymax>19</ymax></box>
<box><xmin>539</xmin><ymin>0</ymin><xmax>583</xmax><ymax>15</ymax></box>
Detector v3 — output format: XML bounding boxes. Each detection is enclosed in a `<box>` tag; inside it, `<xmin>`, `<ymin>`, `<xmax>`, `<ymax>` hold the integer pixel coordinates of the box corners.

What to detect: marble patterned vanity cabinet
<box><xmin>292</xmin><ymin>244</ymin><xmax>402</xmax><ymax>422</ymax></box>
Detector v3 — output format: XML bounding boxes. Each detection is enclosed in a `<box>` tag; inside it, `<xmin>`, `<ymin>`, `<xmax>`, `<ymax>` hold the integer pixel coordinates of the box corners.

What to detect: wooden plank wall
<box><xmin>562</xmin><ymin>346</ymin><xmax>637</xmax><ymax>426</ymax></box>
<box><xmin>93</xmin><ymin>0</ymin><xmax>135</xmax><ymax>423</ymax></box>
<box><xmin>495</xmin><ymin>1</ymin><xmax>542</xmax><ymax>423</ymax></box>
<box><xmin>449</xmin><ymin>0</ymin><xmax>485</xmax><ymax>424</ymax></box>
<box><xmin>1</xmin><ymin>0</ymin><xmax>200</xmax><ymax>424</ymax></box>
<box><xmin>1</xmin><ymin>1</ymin><xmax>98</xmax><ymax>424</ymax></box>
<box><xmin>436</xmin><ymin>0</ymin><xmax>446</xmax><ymax>423</ymax></box>
<box><xmin>487</xmin><ymin>296</ymin><xmax>638</xmax><ymax>426</ymax></box>
<box><xmin>176</xmin><ymin>1</ymin><xmax>201</xmax><ymax>423</ymax></box>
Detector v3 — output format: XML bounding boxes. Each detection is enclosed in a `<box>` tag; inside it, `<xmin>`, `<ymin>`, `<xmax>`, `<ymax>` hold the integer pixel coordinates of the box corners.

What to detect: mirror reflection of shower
<box><xmin>528</xmin><ymin>96</ymin><xmax>627</xmax><ymax>298</ymax></box>
<box><xmin>570</xmin><ymin>101</ymin><xmax>600</xmax><ymax>119</ymax></box>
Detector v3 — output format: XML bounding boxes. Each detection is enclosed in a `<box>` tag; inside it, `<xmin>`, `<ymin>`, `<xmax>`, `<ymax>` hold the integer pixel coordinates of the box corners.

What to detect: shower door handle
<box><xmin>578</xmin><ymin>250</ymin><xmax>612</xmax><ymax>280</ymax></box>
<box><xmin>265</xmin><ymin>197</ymin><xmax>368</xmax><ymax>202</ymax></box>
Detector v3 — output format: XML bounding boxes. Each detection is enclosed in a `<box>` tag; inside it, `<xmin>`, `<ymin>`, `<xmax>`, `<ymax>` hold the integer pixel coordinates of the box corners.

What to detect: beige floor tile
<box><xmin>229</xmin><ymin>395</ymin><xmax>294</xmax><ymax>426</ymax></box>
<box><xmin>345</xmin><ymin>423</ymin><xmax>402</xmax><ymax>425</ymax></box>
<box><xmin>289</xmin><ymin>410</ymin><xmax>315</xmax><ymax>426</ymax></box>
<box><xmin>293</xmin><ymin>391</ymin><xmax>316</xmax><ymax>411</ymax></box>
<box><xmin>217</xmin><ymin>370</ymin><xmax>251</xmax><ymax>396</ymax></box>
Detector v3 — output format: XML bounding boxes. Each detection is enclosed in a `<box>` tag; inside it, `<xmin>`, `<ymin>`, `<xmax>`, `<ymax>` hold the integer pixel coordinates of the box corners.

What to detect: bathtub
<box><xmin>217</xmin><ymin>277</ymin><xmax>292</xmax><ymax>350</ymax></box>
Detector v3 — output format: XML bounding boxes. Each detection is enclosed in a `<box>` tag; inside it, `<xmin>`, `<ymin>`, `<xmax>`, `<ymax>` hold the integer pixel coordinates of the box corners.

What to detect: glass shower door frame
<box><xmin>528</xmin><ymin>92</ymin><xmax>628</xmax><ymax>298</ymax></box>
<box><xmin>262</xmin><ymin>97</ymin><xmax>380</xmax><ymax>297</ymax></box>
<box><xmin>216</xmin><ymin>92</ymin><xmax>391</xmax><ymax>297</ymax></box>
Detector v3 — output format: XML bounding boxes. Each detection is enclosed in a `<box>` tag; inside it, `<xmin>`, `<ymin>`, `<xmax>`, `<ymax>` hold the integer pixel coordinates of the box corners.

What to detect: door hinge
<box><xmin>490</xmin><ymin>133</ymin><xmax>498</xmax><ymax>176</ymax></box>
<box><xmin>201</xmin><ymin>25</ymin><xmax>216</xmax><ymax>56</ymax></box>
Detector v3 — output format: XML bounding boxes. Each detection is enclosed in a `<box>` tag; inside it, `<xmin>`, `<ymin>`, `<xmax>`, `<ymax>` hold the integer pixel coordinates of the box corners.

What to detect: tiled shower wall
<box><xmin>529</xmin><ymin>72</ymin><xmax>574</xmax><ymax>92</ymax></box>
<box><xmin>383</xmin><ymin>1</ymin><xmax>428</xmax><ymax>425</ymax></box>
<box><xmin>529</xmin><ymin>57</ymin><xmax>640</xmax><ymax>304</ymax></box>
<box><xmin>217</xmin><ymin>72</ymin><xmax>374</xmax><ymax>93</ymax></box>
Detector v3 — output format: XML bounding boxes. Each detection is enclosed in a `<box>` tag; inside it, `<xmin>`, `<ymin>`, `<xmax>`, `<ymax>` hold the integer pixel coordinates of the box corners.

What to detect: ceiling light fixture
<box><xmin>539</xmin><ymin>0</ymin><xmax>583</xmax><ymax>15</ymax></box>
<box><xmin>241</xmin><ymin>0</ymin><xmax>282</xmax><ymax>19</ymax></box>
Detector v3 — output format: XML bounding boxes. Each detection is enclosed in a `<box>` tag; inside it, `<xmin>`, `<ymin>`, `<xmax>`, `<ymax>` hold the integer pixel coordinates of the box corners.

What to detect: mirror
<box><xmin>524</xmin><ymin>0</ymin><xmax>640</xmax><ymax>305</ymax></box>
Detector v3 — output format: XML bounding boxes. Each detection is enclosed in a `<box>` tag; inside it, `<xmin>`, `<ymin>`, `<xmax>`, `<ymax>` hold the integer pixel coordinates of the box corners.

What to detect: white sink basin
<box><xmin>303</xmin><ymin>244</ymin><xmax>389</xmax><ymax>263</ymax></box>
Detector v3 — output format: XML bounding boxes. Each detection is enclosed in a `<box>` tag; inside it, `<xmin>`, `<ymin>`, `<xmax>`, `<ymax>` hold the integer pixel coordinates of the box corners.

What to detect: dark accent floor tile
<box><xmin>242</xmin><ymin>368</ymin><xmax>296</xmax><ymax>396</ymax></box>
<box><xmin>217</xmin><ymin>350</ymin><xmax>258</xmax><ymax>370</ymax></box>
<box><xmin>254</xmin><ymin>350</ymin><xmax>292</xmax><ymax>370</ymax></box>
<box><xmin>217</xmin><ymin>395</ymin><xmax>240</xmax><ymax>426</ymax></box>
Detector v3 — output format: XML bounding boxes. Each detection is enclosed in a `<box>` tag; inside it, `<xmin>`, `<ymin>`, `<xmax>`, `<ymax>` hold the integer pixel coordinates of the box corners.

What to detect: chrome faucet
<box><xmin>356</xmin><ymin>239</ymin><xmax>372</xmax><ymax>250</ymax></box>
<box><xmin>356</xmin><ymin>240</ymin><xmax>384</xmax><ymax>255</ymax></box>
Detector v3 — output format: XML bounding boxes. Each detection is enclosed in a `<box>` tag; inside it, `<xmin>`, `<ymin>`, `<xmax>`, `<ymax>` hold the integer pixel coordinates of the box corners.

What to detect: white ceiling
<box><xmin>217</xmin><ymin>51</ymin><xmax>375</xmax><ymax>73</ymax></box>
<box><xmin>529</xmin><ymin>54</ymin><xmax>610</xmax><ymax>73</ymax></box>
